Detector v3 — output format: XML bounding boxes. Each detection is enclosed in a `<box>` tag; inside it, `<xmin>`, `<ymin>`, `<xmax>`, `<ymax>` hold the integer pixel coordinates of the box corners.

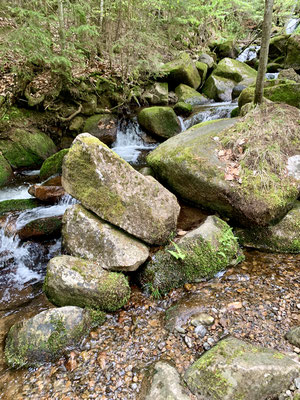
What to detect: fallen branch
<box><xmin>57</xmin><ymin>103</ymin><xmax>82</xmax><ymax>122</ymax></box>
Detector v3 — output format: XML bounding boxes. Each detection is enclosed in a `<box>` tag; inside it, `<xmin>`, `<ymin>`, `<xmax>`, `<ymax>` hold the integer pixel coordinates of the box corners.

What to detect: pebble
<box><xmin>295</xmin><ymin>377</ymin><xmax>300</xmax><ymax>390</ymax></box>
<box><xmin>184</xmin><ymin>335</ymin><xmax>193</xmax><ymax>348</ymax></box>
<box><xmin>191</xmin><ymin>313</ymin><xmax>214</xmax><ymax>326</ymax></box>
<box><xmin>194</xmin><ymin>324</ymin><xmax>207</xmax><ymax>338</ymax></box>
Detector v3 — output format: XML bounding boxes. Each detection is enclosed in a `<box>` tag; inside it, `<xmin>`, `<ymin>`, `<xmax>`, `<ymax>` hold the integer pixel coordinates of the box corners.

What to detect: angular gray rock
<box><xmin>184</xmin><ymin>336</ymin><xmax>300</xmax><ymax>400</ymax></box>
<box><xmin>62</xmin><ymin>204</ymin><xmax>149</xmax><ymax>271</ymax></box>
<box><xmin>286</xmin><ymin>326</ymin><xmax>300</xmax><ymax>348</ymax></box>
<box><xmin>62</xmin><ymin>133</ymin><xmax>180</xmax><ymax>245</ymax></box>
<box><xmin>5</xmin><ymin>306</ymin><xmax>105</xmax><ymax>367</ymax></box>
<box><xmin>44</xmin><ymin>255</ymin><xmax>131</xmax><ymax>312</ymax></box>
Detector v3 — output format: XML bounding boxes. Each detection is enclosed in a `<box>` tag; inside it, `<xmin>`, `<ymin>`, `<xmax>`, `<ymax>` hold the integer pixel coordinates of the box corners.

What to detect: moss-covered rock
<box><xmin>269</xmin><ymin>34</ymin><xmax>290</xmax><ymax>61</ymax></box>
<box><xmin>147</xmin><ymin>104</ymin><xmax>300</xmax><ymax>226</ymax></box>
<box><xmin>5</xmin><ymin>306</ymin><xmax>104</xmax><ymax>368</ymax></box>
<box><xmin>138</xmin><ymin>106</ymin><xmax>181</xmax><ymax>139</ymax></box>
<box><xmin>175</xmin><ymin>84</ymin><xmax>209</xmax><ymax>106</ymax></box>
<box><xmin>40</xmin><ymin>149</ymin><xmax>69</xmax><ymax>180</ymax></box>
<box><xmin>69</xmin><ymin>116</ymin><xmax>85</xmax><ymax>133</ymax></box>
<box><xmin>184</xmin><ymin>336</ymin><xmax>300</xmax><ymax>400</ymax></box>
<box><xmin>0</xmin><ymin>129</ymin><xmax>57</xmax><ymax>169</ymax></box>
<box><xmin>142</xmin><ymin>82</ymin><xmax>169</xmax><ymax>105</ymax></box>
<box><xmin>139</xmin><ymin>216</ymin><xmax>243</xmax><ymax>295</ymax></box>
<box><xmin>83</xmin><ymin>114</ymin><xmax>118</xmax><ymax>145</ymax></box>
<box><xmin>195</xmin><ymin>61</ymin><xmax>208</xmax><ymax>83</ymax></box>
<box><xmin>238</xmin><ymin>82</ymin><xmax>300</xmax><ymax>109</ymax></box>
<box><xmin>0</xmin><ymin>154</ymin><xmax>13</xmax><ymax>187</ymax></box>
<box><xmin>285</xmin><ymin>34</ymin><xmax>300</xmax><ymax>70</ymax></box>
<box><xmin>209</xmin><ymin>40</ymin><xmax>239</xmax><ymax>60</ymax></box>
<box><xmin>160</xmin><ymin>53</ymin><xmax>201</xmax><ymax>89</ymax></box>
<box><xmin>286</xmin><ymin>326</ymin><xmax>300</xmax><ymax>348</ymax></box>
<box><xmin>198</xmin><ymin>53</ymin><xmax>215</xmax><ymax>68</ymax></box>
<box><xmin>173</xmin><ymin>102</ymin><xmax>193</xmax><ymax>117</ymax></box>
<box><xmin>235</xmin><ymin>201</ymin><xmax>300</xmax><ymax>253</ymax></box>
<box><xmin>62</xmin><ymin>204</ymin><xmax>149</xmax><ymax>271</ymax></box>
<box><xmin>278</xmin><ymin>68</ymin><xmax>300</xmax><ymax>83</ymax></box>
<box><xmin>203</xmin><ymin>58</ymin><xmax>257</xmax><ymax>102</ymax></box>
<box><xmin>44</xmin><ymin>255</ymin><xmax>131</xmax><ymax>312</ymax></box>
<box><xmin>62</xmin><ymin>133</ymin><xmax>180</xmax><ymax>245</ymax></box>
<box><xmin>0</xmin><ymin>198</ymin><xmax>41</xmax><ymax>215</ymax></box>
<box><xmin>16</xmin><ymin>215</ymin><xmax>62</xmax><ymax>240</ymax></box>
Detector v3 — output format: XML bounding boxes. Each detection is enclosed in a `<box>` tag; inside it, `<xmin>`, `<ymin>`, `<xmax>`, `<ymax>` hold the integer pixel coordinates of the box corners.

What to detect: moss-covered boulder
<box><xmin>139</xmin><ymin>216</ymin><xmax>242</xmax><ymax>295</ymax></box>
<box><xmin>138</xmin><ymin>106</ymin><xmax>181</xmax><ymax>139</ymax></box>
<box><xmin>196</xmin><ymin>61</ymin><xmax>208</xmax><ymax>83</ymax></box>
<box><xmin>147</xmin><ymin>104</ymin><xmax>300</xmax><ymax>226</ymax></box>
<box><xmin>0</xmin><ymin>154</ymin><xmax>13</xmax><ymax>187</ymax></box>
<box><xmin>203</xmin><ymin>58</ymin><xmax>257</xmax><ymax>101</ymax></box>
<box><xmin>286</xmin><ymin>326</ymin><xmax>300</xmax><ymax>348</ymax></box>
<box><xmin>40</xmin><ymin>149</ymin><xmax>69</xmax><ymax>180</ymax></box>
<box><xmin>142</xmin><ymin>82</ymin><xmax>169</xmax><ymax>105</ymax></box>
<box><xmin>278</xmin><ymin>68</ymin><xmax>300</xmax><ymax>83</ymax></box>
<box><xmin>16</xmin><ymin>215</ymin><xmax>62</xmax><ymax>240</ymax></box>
<box><xmin>198</xmin><ymin>53</ymin><xmax>215</xmax><ymax>69</ymax></box>
<box><xmin>62</xmin><ymin>204</ymin><xmax>149</xmax><ymax>271</ymax></box>
<box><xmin>0</xmin><ymin>198</ymin><xmax>41</xmax><ymax>215</ymax></box>
<box><xmin>173</xmin><ymin>102</ymin><xmax>193</xmax><ymax>117</ymax></box>
<box><xmin>175</xmin><ymin>84</ymin><xmax>209</xmax><ymax>106</ymax></box>
<box><xmin>5</xmin><ymin>306</ymin><xmax>105</xmax><ymax>368</ymax></box>
<box><xmin>235</xmin><ymin>201</ymin><xmax>300</xmax><ymax>253</ymax></box>
<box><xmin>238</xmin><ymin>82</ymin><xmax>300</xmax><ymax>109</ymax></box>
<box><xmin>62</xmin><ymin>134</ymin><xmax>180</xmax><ymax>245</ymax></box>
<box><xmin>83</xmin><ymin>114</ymin><xmax>118</xmax><ymax>145</ymax></box>
<box><xmin>209</xmin><ymin>40</ymin><xmax>239</xmax><ymax>60</ymax></box>
<box><xmin>160</xmin><ymin>53</ymin><xmax>201</xmax><ymax>89</ymax></box>
<box><xmin>184</xmin><ymin>336</ymin><xmax>300</xmax><ymax>400</ymax></box>
<box><xmin>0</xmin><ymin>129</ymin><xmax>57</xmax><ymax>169</ymax></box>
<box><xmin>268</xmin><ymin>34</ymin><xmax>290</xmax><ymax>61</ymax></box>
<box><xmin>44</xmin><ymin>255</ymin><xmax>130</xmax><ymax>311</ymax></box>
<box><xmin>285</xmin><ymin>34</ymin><xmax>300</xmax><ymax>70</ymax></box>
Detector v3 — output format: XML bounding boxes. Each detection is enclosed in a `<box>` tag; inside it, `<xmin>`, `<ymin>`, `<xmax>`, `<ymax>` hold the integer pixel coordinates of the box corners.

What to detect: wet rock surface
<box><xmin>1</xmin><ymin>249</ymin><xmax>299</xmax><ymax>399</ymax></box>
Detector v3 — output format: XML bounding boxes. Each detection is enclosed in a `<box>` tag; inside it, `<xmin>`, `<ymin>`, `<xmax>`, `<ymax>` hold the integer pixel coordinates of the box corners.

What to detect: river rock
<box><xmin>0</xmin><ymin>154</ymin><xmax>13</xmax><ymax>187</ymax></box>
<box><xmin>138</xmin><ymin>106</ymin><xmax>181</xmax><ymax>139</ymax></box>
<box><xmin>139</xmin><ymin>215</ymin><xmax>242</xmax><ymax>295</ymax></box>
<box><xmin>184</xmin><ymin>336</ymin><xmax>300</xmax><ymax>400</ymax></box>
<box><xmin>175</xmin><ymin>84</ymin><xmax>209</xmax><ymax>106</ymax></box>
<box><xmin>0</xmin><ymin>198</ymin><xmax>41</xmax><ymax>215</ymax></box>
<box><xmin>62</xmin><ymin>204</ymin><xmax>149</xmax><ymax>271</ymax></box>
<box><xmin>16</xmin><ymin>215</ymin><xmax>62</xmax><ymax>240</ymax></box>
<box><xmin>238</xmin><ymin>82</ymin><xmax>300</xmax><ymax>109</ymax></box>
<box><xmin>173</xmin><ymin>102</ymin><xmax>193</xmax><ymax>117</ymax></box>
<box><xmin>62</xmin><ymin>133</ymin><xmax>180</xmax><ymax>245</ymax></box>
<box><xmin>5</xmin><ymin>306</ymin><xmax>105</xmax><ymax>368</ymax></box>
<box><xmin>195</xmin><ymin>61</ymin><xmax>208</xmax><ymax>83</ymax></box>
<box><xmin>143</xmin><ymin>362</ymin><xmax>190</xmax><ymax>400</ymax></box>
<box><xmin>203</xmin><ymin>58</ymin><xmax>257</xmax><ymax>101</ymax></box>
<box><xmin>83</xmin><ymin>114</ymin><xmax>118</xmax><ymax>145</ymax></box>
<box><xmin>28</xmin><ymin>184</ymin><xmax>65</xmax><ymax>203</ymax></box>
<box><xmin>235</xmin><ymin>201</ymin><xmax>300</xmax><ymax>253</ymax></box>
<box><xmin>0</xmin><ymin>129</ymin><xmax>56</xmax><ymax>169</ymax></box>
<box><xmin>161</xmin><ymin>53</ymin><xmax>201</xmax><ymax>89</ymax></box>
<box><xmin>198</xmin><ymin>53</ymin><xmax>215</xmax><ymax>68</ymax></box>
<box><xmin>286</xmin><ymin>326</ymin><xmax>300</xmax><ymax>348</ymax></box>
<box><xmin>142</xmin><ymin>82</ymin><xmax>169</xmax><ymax>105</ymax></box>
<box><xmin>39</xmin><ymin>149</ymin><xmax>69</xmax><ymax>180</ymax></box>
<box><xmin>44</xmin><ymin>255</ymin><xmax>131</xmax><ymax>311</ymax></box>
<box><xmin>147</xmin><ymin>104</ymin><xmax>300</xmax><ymax>226</ymax></box>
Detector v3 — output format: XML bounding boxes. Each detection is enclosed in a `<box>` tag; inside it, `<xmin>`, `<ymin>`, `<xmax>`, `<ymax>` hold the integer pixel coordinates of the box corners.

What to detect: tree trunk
<box><xmin>100</xmin><ymin>0</ymin><xmax>104</xmax><ymax>30</ymax></box>
<box><xmin>57</xmin><ymin>0</ymin><xmax>66</xmax><ymax>54</ymax></box>
<box><xmin>254</xmin><ymin>0</ymin><xmax>274</xmax><ymax>105</ymax></box>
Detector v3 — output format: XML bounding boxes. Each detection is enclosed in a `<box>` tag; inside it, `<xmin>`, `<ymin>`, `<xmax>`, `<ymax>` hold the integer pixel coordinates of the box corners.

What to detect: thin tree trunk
<box><xmin>100</xmin><ymin>0</ymin><xmax>104</xmax><ymax>30</ymax></box>
<box><xmin>254</xmin><ymin>0</ymin><xmax>274</xmax><ymax>105</ymax></box>
<box><xmin>57</xmin><ymin>0</ymin><xmax>66</xmax><ymax>53</ymax></box>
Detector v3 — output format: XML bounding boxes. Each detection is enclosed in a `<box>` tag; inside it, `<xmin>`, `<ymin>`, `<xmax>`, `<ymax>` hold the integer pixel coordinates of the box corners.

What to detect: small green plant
<box><xmin>144</xmin><ymin>282</ymin><xmax>162</xmax><ymax>300</ymax></box>
<box><xmin>167</xmin><ymin>241</ymin><xmax>186</xmax><ymax>260</ymax></box>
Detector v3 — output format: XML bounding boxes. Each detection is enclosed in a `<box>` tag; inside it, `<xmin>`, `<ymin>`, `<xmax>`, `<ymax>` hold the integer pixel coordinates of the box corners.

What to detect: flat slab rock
<box><xmin>44</xmin><ymin>255</ymin><xmax>130</xmax><ymax>312</ymax></box>
<box><xmin>62</xmin><ymin>133</ymin><xmax>180</xmax><ymax>245</ymax></box>
<box><xmin>62</xmin><ymin>204</ymin><xmax>149</xmax><ymax>271</ymax></box>
<box><xmin>184</xmin><ymin>336</ymin><xmax>300</xmax><ymax>400</ymax></box>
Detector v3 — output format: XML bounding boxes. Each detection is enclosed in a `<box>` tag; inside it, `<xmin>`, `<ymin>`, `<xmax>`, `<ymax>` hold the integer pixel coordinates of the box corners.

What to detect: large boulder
<box><xmin>268</xmin><ymin>34</ymin><xmax>289</xmax><ymax>61</ymax></box>
<box><xmin>0</xmin><ymin>129</ymin><xmax>56</xmax><ymax>169</ymax></box>
<box><xmin>209</xmin><ymin>40</ymin><xmax>239</xmax><ymax>60</ymax></box>
<box><xmin>278</xmin><ymin>68</ymin><xmax>300</xmax><ymax>83</ymax></box>
<box><xmin>0</xmin><ymin>154</ymin><xmax>13</xmax><ymax>187</ymax></box>
<box><xmin>139</xmin><ymin>216</ymin><xmax>242</xmax><ymax>295</ymax></box>
<box><xmin>62</xmin><ymin>204</ymin><xmax>149</xmax><ymax>271</ymax></box>
<box><xmin>235</xmin><ymin>201</ymin><xmax>300</xmax><ymax>253</ymax></box>
<box><xmin>285</xmin><ymin>34</ymin><xmax>300</xmax><ymax>70</ymax></box>
<box><xmin>160</xmin><ymin>53</ymin><xmax>201</xmax><ymax>89</ymax></box>
<box><xmin>143</xmin><ymin>362</ymin><xmax>190</xmax><ymax>400</ymax></box>
<box><xmin>0</xmin><ymin>198</ymin><xmax>40</xmax><ymax>215</ymax></box>
<box><xmin>83</xmin><ymin>114</ymin><xmax>118</xmax><ymax>146</ymax></box>
<box><xmin>184</xmin><ymin>336</ymin><xmax>300</xmax><ymax>400</ymax></box>
<box><xmin>44</xmin><ymin>255</ymin><xmax>131</xmax><ymax>311</ymax></box>
<box><xmin>39</xmin><ymin>149</ymin><xmax>69</xmax><ymax>180</ymax></box>
<box><xmin>28</xmin><ymin>184</ymin><xmax>65</xmax><ymax>203</ymax></box>
<box><xmin>195</xmin><ymin>61</ymin><xmax>208</xmax><ymax>83</ymax></box>
<box><xmin>5</xmin><ymin>306</ymin><xmax>105</xmax><ymax>367</ymax></box>
<box><xmin>138</xmin><ymin>106</ymin><xmax>181</xmax><ymax>139</ymax></box>
<box><xmin>62</xmin><ymin>133</ymin><xmax>180</xmax><ymax>245</ymax></box>
<box><xmin>175</xmin><ymin>84</ymin><xmax>209</xmax><ymax>106</ymax></box>
<box><xmin>16</xmin><ymin>215</ymin><xmax>62</xmax><ymax>240</ymax></box>
<box><xmin>203</xmin><ymin>58</ymin><xmax>257</xmax><ymax>101</ymax></box>
<box><xmin>147</xmin><ymin>104</ymin><xmax>300</xmax><ymax>226</ymax></box>
<box><xmin>238</xmin><ymin>82</ymin><xmax>300</xmax><ymax>109</ymax></box>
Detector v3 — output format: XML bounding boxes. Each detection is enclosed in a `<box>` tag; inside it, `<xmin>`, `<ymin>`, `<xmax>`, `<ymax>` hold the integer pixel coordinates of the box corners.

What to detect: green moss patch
<box><xmin>40</xmin><ymin>149</ymin><xmax>69</xmax><ymax>180</ymax></box>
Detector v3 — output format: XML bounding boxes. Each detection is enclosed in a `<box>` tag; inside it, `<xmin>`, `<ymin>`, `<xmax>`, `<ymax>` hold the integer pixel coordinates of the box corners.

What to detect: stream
<box><xmin>0</xmin><ymin>100</ymin><xmax>299</xmax><ymax>399</ymax></box>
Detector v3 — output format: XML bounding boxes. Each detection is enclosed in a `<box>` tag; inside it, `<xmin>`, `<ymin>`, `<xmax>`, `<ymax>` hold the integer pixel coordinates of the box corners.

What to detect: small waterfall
<box><xmin>266</xmin><ymin>72</ymin><xmax>279</xmax><ymax>80</ymax></box>
<box><xmin>0</xmin><ymin>185</ymin><xmax>33</xmax><ymax>201</ymax></box>
<box><xmin>111</xmin><ymin>118</ymin><xmax>157</xmax><ymax>164</ymax></box>
<box><xmin>237</xmin><ymin>46</ymin><xmax>260</xmax><ymax>63</ymax></box>
<box><xmin>286</xmin><ymin>18</ymin><xmax>300</xmax><ymax>34</ymax></box>
<box><xmin>178</xmin><ymin>116</ymin><xmax>186</xmax><ymax>132</ymax></box>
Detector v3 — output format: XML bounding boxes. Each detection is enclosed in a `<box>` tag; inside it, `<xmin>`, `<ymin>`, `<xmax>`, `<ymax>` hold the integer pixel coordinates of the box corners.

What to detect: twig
<box><xmin>57</xmin><ymin>103</ymin><xmax>82</xmax><ymax>122</ymax></box>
